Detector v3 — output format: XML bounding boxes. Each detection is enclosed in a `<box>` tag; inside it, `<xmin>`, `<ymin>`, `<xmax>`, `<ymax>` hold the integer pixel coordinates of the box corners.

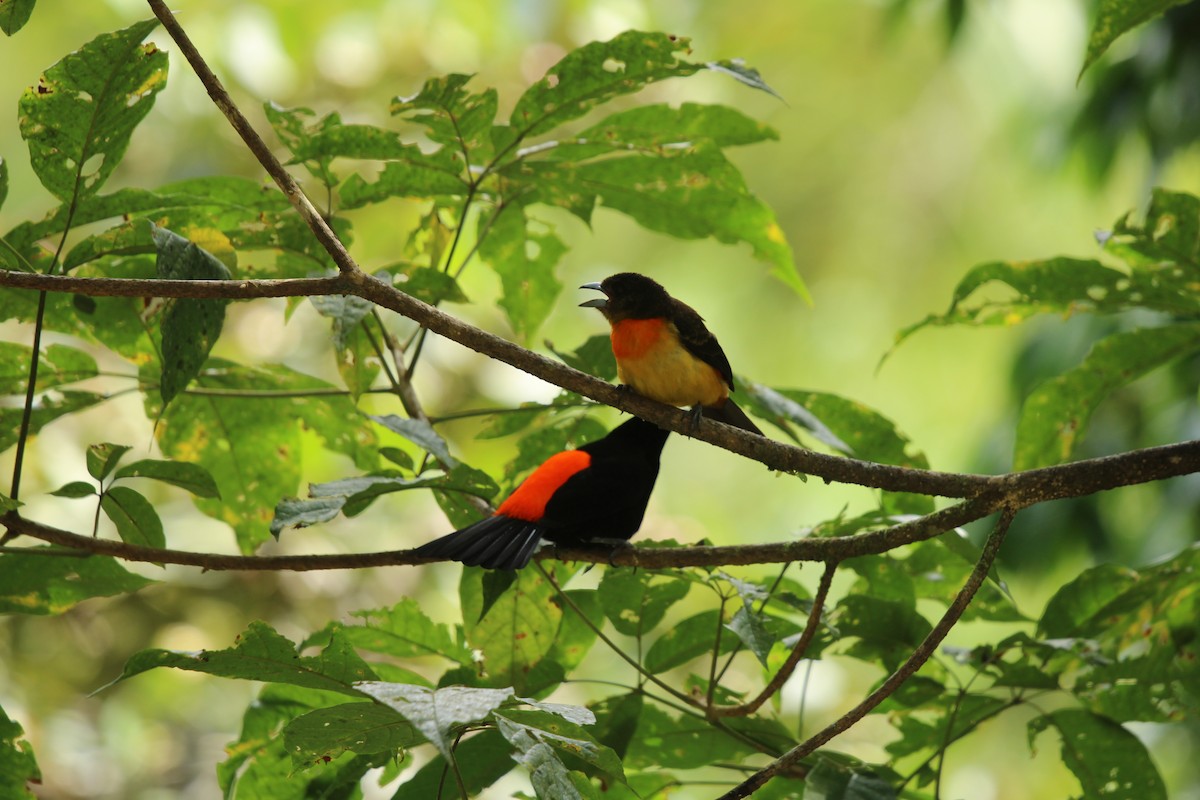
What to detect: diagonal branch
<box><xmin>717</xmin><ymin>507</ymin><xmax>1017</xmax><ymax>799</ymax></box>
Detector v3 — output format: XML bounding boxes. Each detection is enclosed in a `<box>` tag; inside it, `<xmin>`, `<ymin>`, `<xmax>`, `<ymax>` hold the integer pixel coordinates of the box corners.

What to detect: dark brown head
<box><xmin>579</xmin><ymin>272</ymin><xmax>674</xmax><ymax>322</ymax></box>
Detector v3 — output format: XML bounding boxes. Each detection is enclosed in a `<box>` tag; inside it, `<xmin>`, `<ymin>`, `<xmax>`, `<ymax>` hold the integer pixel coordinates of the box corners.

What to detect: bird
<box><xmin>580</xmin><ymin>272</ymin><xmax>764</xmax><ymax>436</ymax></box>
<box><xmin>413</xmin><ymin>416</ymin><xmax>670</xmax><ymax>570</ymax></box>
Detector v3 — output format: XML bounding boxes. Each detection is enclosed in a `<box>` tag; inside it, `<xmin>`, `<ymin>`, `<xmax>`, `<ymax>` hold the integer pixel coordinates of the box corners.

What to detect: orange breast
<box><xmin>496</xmin><ymin>449</ymin><xmax>591</xmax><ymax>521</ymax></box>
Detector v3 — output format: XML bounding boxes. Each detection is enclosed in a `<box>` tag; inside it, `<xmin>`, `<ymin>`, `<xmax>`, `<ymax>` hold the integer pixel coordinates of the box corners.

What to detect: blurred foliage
<box><xmin>0</xmin><ymin>2</ymin><xmax>1198</xmax><ymax>799</ymax></box>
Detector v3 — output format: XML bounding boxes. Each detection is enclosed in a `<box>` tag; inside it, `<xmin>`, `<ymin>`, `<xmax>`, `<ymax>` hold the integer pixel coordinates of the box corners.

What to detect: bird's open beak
<box><xmin>579</xmin><ymin>282</ymin><xmax>608</xmax><ymax>308</ymax></box>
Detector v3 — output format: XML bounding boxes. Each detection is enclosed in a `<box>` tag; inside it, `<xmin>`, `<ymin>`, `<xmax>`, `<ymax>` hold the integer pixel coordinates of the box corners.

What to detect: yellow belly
<box><xmin>616</xmin><ymin>329</ymin><xmax>728</xmax><ymax>408</ymax></box>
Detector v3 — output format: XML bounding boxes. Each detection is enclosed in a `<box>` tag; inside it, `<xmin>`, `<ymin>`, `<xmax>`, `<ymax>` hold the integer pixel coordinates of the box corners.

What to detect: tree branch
<box><xmin>717</xmin><ymin>507</ymin><xmax>1018</xmax><ymax>800</ymax></box>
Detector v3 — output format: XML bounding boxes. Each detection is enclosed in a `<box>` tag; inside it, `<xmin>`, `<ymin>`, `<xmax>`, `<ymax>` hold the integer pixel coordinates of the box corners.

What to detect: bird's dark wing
<box><xmin>414</xmin><ymin>515</ymin><xmax>543</xmax><ymax>570</ymax></box>
<box><xmin>669</xmin><ymin>297</ymin><xmax>736</xmax><ymax>389</ymax></box>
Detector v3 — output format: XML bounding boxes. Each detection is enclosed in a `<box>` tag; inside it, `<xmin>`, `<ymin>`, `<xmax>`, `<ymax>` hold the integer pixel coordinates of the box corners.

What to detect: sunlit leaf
<box><xmin>18</xmin><ymin>18</ymin><xmax>167</xmax><ymax>201</ymax></box>
<box><xmin>0</xmin><ymin>551</ymin><xmax>154</xmax><ymax>615</ymax></box>
<box><xmin>356</xmin><ymin>683</ymin><xmax>512</xmax><ymax>760</ymax></box>
<box><xmin>478</xmin><ymin>206</ymin><xmax>566</xmax><ymax>339</ymax></box>
<box><xmin>337</xmin><ymin>600</ymin><xmax>475</xmax><ymax>666</ymax></box>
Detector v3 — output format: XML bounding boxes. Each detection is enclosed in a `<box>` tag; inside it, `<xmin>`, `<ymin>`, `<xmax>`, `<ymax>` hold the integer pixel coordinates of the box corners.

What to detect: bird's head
<box><xmin>579</xmin><ymin>272</ymin><xmax>673</xmax><ymax>321</ymax></box>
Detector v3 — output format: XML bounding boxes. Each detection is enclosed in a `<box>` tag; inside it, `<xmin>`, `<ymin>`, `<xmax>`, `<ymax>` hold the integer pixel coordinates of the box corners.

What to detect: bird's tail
<box><xmin>414</xmin><ymin>515</ymin><xmax>543</xmax><ymax>571</ymax></box>
<box><xmin>703</xmin><ymin>399</ymin><xmax>763</xmax><ymax>436</ymax></box>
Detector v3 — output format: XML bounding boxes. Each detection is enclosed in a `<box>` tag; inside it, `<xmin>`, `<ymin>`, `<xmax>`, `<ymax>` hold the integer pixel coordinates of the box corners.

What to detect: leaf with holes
<box><xmin>18</xmin><ymin>18</ymin><xmax>167</xmax><ymax>202</ymax></box>
<box><xmin>479</xmin><ymin>206</ymin><xmax>566</xmax><ymax>340</ymax></box>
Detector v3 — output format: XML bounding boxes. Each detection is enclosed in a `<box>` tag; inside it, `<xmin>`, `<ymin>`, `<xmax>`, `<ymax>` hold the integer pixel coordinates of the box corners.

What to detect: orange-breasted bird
<box><xmin>413</xmin><ymin>417</ymin><xmax>669</xmax><ymax>570</ymax></box>
<box><xmin>581</xmin><ymin>272</ymin><xmax>764</xmax><ymax>436</ymax></box>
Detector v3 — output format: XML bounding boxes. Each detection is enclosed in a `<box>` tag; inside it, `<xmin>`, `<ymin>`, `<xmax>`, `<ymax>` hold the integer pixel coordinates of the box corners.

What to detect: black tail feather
<box><xmin>702</xmin><ymin>398</ymin><xmax>763</xmax><ymax>436</ymax></box>
<box><xmin>414</xmin><ymin>515</ymin><xmax>544</xmax><ymax>570</ymax></box>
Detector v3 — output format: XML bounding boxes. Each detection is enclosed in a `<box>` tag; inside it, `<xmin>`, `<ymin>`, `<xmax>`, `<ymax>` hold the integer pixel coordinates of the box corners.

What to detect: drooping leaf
<box><xmin>85</xmin><ymin>442</ymin><xmax>131</xmax><ymax>480</ymax></box>
<box><xmin>478</xmin><ymin>206</ymin><xmax>566</xmax><ymax>339</ymax></box>
<box><xmin>356</xmin><ymin>683</ymin><xmax>513</xmax><ymax>760</ymax></box>
<box><xmin>497</xmin><ymin>709</ymin><xmax>626</xmax><ymax>792</ymax></box>
<box><xmin>0</xmin><ymin>551</ymin><xmax>154</xmax><ymax>615</ymax></box>
<box><xmin>726</xmin><ymin>604</ymin><xmax>776</xmax><ymax>667</ymax></box>
<box><xmin>111</xmin><ymin>621</ymin><xmax>376</xmax><ymax>696</ymax></box>
<box><xmin>100</xmin><ymin>485</ymin><xmax>165</xmax><ymax>550</ymax></box>
<box><xmin>1080</xmin><ymin>0</ymin><xmax>1190</xmax><ymax>76</ymax></box>
<box><xmin>1028</xmin><ymin>710</ymin><xmax>1166</xmax><ymax>800</ymax></box>
<box><xmin>0</xmin><ymin>704</ymin><xmax>40</xmax><ymax>798</ymax></box>
<box><xmin>1014</xmin><ymin>323</ymin><xmax>1200</xmax><ymax>469</ymax></box>
<box><xmin>0</xmin><ymin>154</ymin><xmax>7</xmax><ymax>209</ymax></box>
<box><xmin>18</xmin><ymin>18</ymin><xmax>166</xmax><ymax>202</ymax></box>
<box><xmin>113</xmin><ymin>458</ymin><xmax>221</xmax><ymax>498</ymax></box>
<box><xmin>152</xmin><ymin>226</ymin><xmax>231</xmax><ymax>406</ymax></box>
<box><xmin>369</xmin><ymin>413</ymin><xmax>458</xmax><ymax>467</ymax></box>
<box><xmin>310</xmin><ymin>293</ymin><xmax>380</xmax><ymax>400</ymax></box>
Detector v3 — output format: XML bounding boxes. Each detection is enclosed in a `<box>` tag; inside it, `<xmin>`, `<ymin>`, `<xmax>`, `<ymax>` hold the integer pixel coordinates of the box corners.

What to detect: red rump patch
<box><xmin>496</xmin><ymin>449</ymin><xmax>592</xmax><ymax>521</ymax></box>
<box><xmin>610</xmin><ymin>317</ymin><xmax>667</xmax><ymax>359</ymax></box>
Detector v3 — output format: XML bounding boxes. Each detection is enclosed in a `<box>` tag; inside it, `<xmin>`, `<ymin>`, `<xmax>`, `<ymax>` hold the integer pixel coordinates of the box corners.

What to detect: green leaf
<box><xmin>369</xmin><ymin>413</ymin><xmax>458</xmax><ymax>467</ymax></box>
<box><xmin>1080</xmin><ymin>0</ymin><xmax>1190</xmax><ymax>76</ymax></box>
<box><xmin>643</xmin><ymin>610</ymin><xmax>737</xmax><ymax>673</ymax></box>
<box><xmin>100</xmin><ymin>486</ymin><xmax>165</xmax><ymax>550</ymax></box>
<box><xmin>497</xmin><ymin>708</ymin><xmax>627</xmax><ymax>792</ymax></box>
<box><xmin>389</xmin><ymin>264</ymin><xmax>469</xmax><ymax>304</ymax></box>
<box><xmin>0</xmin><ymin>155</ymin><xmax>7</xmax><ymax>209</ymax></box>
<box><xmin>1029</xmin><ymin>710</ymin><xmax>1166</xmax><ymax>799</ymax></box>
<box><xmin>549</xmin><ymin>334</ymin><xmax>618</xmax><ymax>382</ymax></box>
<box><xmin>391</xmin><ymin>73</ymin><xmax>498</xmax><ymax>158</ymax></box>
<box><xmin>49</xmin><ymin>481</ymin><xmax>95</xmax><ymax>498</ymax></box>
<box><xmin>0</xmin><ymin>391</ymin><xmax>105</xmax><ymax>452</ymax></box>
<box><xmin>0</xmin><ymin>0</ymin><xmax>35</xmax><ymax>36</ymax></box>
<box><xmin>338</xmin><ymin>145</ymin><xmax>468</xmax><ymax>207</ymax></box>
<box><xmin>18</xmin><ymin>18</ymin><xmax>167</xmax><ymax>201</ymax></box>
<box><xmin>85</xmin><ymin>442</ymin><xmax>131</xmax><ymax>480</ymax></box>
<box><xmin>152</xmin><ymin>225</ymin><xmax>232</xmax><ymax>406</ymax></box>
<box><xmin>151</xmin><ymin>361</ymin><xmax>375</xmax><ymax>553</ymax></box>
<box><xmin>112</xmin><ymin>458</ymin><xmax>221</xmax><ymax>498</ymax></box>
<box><xmin>390</xmin><ymin>728</ymin><xmax>515</xmax><ymax>800</ymax></box>
<box><xmin>111</xmin><ymin>621</ymin><xmax>377</xmax><ymax>696</ymax></box>
<box><xmin>310</xmin><ymin>293</ymin><xmax>380</xmax><ymax>400</ymax></box>
<box><xmin>337</xmin><ymin>600</ymin><xmax>475</xmax><ymax>666</ymax></box>
<box><xmin>726</xmin><ymin>604</ymin><xmax>775</xmax><ymax>667</ymax></box>
<box><xmin>801</xmin><ymin>753</ymin><xmax>899</xmax><ymax>800</ymax></box>
<box><xmin>508</xmin><ymin>32</ymin><xmax>701</xmax><ymax>141</ymax></box>
<box><xmin>544</xmin><ymin>589</ymin><xmax>603</xmax><ymax>674</ymax></box>
<box><xmin>598</xmin><ymin>569</ymin><xmax>690</xmax><ymax>637</ymax></box>
<box><xmin>0</xmin><ymin>704</ymin><xmax>40</xmax><ymax>798</ymax></box>
<box><xmin>520</xmin><ymin>143</ymin><xmax>805</xmax><ymax>299</ymax></box>
<box><xmin>590</xmin><ymin>693</ymin><xmax>643</xmax><ymax>761</ymax></box>
<box><xmin>267</xmin><ymin>497</ymin><xmax>342</xmax><ymax>536</ymax></box>
<box><xmin>462</xmin><ymin>566</ymin><xmax>563</xmax><ymax>693</ymax></box>
<box><xmin>0</xmin><ymin>551</ymin><xmax>154</xmax><ymax>615</ymax></box>
<box><xmin>623</xmin><ymin>705</ymin><xmax>793</xmax><ymax>770</ymax></box>
<box><xmin>1105</xmin><ymin>188</ymin><xmax>1200</xmax><ymax>269</ymax></box>
<box><xmin>1014</xmin><ymin>323</ymin><xmax>1200</xmax><ymax>469</ymax></box>
<box><xmin>834</xmin><ymin>595</ymin><xmax>933</xmax><ymax>672</ymax></box>
<box><xmin>283</xmin><ymin>702</ymin><xmax>421</xmax><ymax>767</ymax></box>
<box><xmin>0</xmin><ymin>343</ymin><xmax>98</xmax><ymax>394</ymax></box>
<box><xmin>1039</xmin><ymin>563</ymin><xmax>1138</xmax><ymax>639</ymax></box>
<box><xmin>356</xmin><ymin>683</ymin><xmax>513</xmax><ymax>760</ymax></box>
<box><xmin>479</xmin><ymin>206</ymin><xmax>566</xmax><ymax>339</ymax></box>
<box><xmin>263</xmin><ymin>103</ymin><xmax>340</xmax><ymax>185</ymax></box>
